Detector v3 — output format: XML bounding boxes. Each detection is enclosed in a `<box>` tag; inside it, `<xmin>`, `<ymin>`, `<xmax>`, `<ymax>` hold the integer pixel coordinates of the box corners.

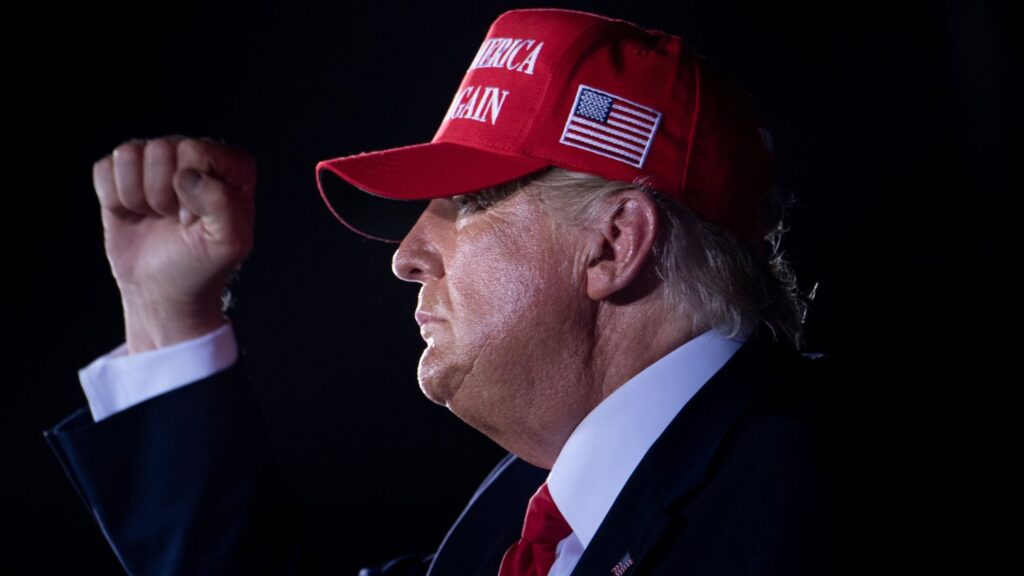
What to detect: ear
<box><xmin>583</xmin><ymin>189</ymin><xmax>659</xmax><ymax>301</ymax></box>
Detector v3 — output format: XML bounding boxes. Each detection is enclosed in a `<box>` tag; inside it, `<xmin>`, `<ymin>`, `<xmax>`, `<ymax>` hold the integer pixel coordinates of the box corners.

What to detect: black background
<box><xmin>5</xmin><ymin>0</ymin><xmax>1013</xmax><ymax>572</ymax></box>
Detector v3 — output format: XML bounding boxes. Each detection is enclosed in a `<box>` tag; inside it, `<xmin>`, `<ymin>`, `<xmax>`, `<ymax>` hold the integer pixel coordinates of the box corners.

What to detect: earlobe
<box><xmin>583</xmin><ymin>191</ymin><xmax>658</xmax><ymax>301</ymax></box>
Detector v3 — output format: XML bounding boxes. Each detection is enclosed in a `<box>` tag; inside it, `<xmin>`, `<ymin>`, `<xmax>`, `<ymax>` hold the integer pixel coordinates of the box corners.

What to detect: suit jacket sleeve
<box><xmin>43</xmin><ymin>353</ymin><xmax>330</xmax><ymax>575</ymax></box>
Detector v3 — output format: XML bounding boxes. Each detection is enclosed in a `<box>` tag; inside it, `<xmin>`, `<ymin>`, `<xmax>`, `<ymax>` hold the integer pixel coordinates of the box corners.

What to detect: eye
<box><xmin>452</xmin><ymin>194</ymin><xmax>485</xmax><ymax>215</ymax></box>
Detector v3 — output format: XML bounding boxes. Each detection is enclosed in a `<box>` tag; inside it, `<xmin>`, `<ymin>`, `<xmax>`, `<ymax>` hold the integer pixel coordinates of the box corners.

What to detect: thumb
<box><xmin>173</xmin><ymin>168</ymin><xmax>236</xmax><ymax>239</ymax></box>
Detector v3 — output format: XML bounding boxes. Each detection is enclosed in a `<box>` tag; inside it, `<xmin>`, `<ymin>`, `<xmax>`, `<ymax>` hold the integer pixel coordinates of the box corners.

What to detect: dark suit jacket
<box><xmin>45</xmin><ymin>326</ymin><xmax>884</xmax><ymax>575</ymax></box>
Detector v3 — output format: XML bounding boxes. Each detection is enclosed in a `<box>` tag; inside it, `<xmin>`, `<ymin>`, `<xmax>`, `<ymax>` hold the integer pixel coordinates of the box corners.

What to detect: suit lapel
<box><xmin>426</xmin><ymin>453</ymin><xmax>547</xmax><ymax>576</ymax></box>
<box><xmin>568</xmin><ymin>329</ymin><xmax>796</xmax><ymax>576</ymax></box>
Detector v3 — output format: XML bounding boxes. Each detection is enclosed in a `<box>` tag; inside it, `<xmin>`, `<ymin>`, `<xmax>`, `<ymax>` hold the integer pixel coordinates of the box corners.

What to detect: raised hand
<box><xmin>93</xmin><ymin>136</ymin><xmax>257</xmax><ymax>353</ymax></box>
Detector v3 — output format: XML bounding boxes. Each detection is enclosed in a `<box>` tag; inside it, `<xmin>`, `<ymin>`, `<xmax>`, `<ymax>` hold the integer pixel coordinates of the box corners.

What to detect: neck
<box><xmin>588</xmin><ymin>299</ymin><xmax>698</xmax><ymax>405</ymax></box>
<box><xmin>499</xmin><ymin>295</ymin><xmax>696</xmax><ymax>469</ymax></box>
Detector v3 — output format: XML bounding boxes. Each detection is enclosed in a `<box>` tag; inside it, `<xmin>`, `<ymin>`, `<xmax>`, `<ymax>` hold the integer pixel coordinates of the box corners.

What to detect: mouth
<box><xmin>415</xmin><ymin>311</ymin><xmax>443</xmax><ymax>326</ymax></box>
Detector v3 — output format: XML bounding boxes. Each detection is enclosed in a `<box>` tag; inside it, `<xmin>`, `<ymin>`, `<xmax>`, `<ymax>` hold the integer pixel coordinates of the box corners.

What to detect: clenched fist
<box><xmin>93</xmin><ymin>136</ymin><xmax>256</xmax><ymax>353</ymax></box>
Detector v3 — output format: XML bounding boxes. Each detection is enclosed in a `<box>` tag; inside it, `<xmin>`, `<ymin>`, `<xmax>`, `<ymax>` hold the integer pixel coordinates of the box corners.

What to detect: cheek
<box><xmin>449</xmin><ymin>252</ymin><xmax>539</xmax><ymax>336</ymax></box>
<box><xmin>448</xmin><ymin>236</ymin><xmax>561</xmax><ymax>342</ymax></box>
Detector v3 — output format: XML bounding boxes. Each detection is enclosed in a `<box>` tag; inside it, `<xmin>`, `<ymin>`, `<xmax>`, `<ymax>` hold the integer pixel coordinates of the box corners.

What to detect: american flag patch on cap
<box><xmin>559</xmin><ymin>85</ymin><xmax>661</xmax><ymax>168</ymax></box>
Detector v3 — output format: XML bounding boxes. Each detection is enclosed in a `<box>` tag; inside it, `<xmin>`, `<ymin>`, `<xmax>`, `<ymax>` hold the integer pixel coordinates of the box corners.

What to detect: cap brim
<box><xmin>316</xmin><ymin>141</ymin><xmax>549</xmax><ymax>243</ymax></box>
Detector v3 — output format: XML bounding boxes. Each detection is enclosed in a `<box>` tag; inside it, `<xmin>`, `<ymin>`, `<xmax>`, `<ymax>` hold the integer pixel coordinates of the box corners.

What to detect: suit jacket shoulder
<box><xmin>567</xmin><ymin>329</ymin><xmax>885</xmax><ymax>575</ymax></box>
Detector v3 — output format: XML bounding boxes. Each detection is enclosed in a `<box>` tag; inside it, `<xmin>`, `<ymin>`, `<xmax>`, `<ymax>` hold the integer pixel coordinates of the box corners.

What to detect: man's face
<box><xmin>391</xmin><ymin>188</ymin><xmax>593</xmax><ymax>440</ymax></box>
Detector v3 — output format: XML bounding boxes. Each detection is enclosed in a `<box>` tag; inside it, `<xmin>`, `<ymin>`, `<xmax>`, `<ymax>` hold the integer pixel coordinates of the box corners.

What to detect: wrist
<box><xmin>122</xmin><ymin>295</ymin><xmax>228</xmax><ymax>354</ymax></box>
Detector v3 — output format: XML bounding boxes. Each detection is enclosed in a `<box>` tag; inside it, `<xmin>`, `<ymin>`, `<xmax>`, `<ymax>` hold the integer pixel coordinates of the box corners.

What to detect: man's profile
<box><xmin>44</xmin><ymin>8</ymin><xmax>880</xmax><ymax>575</ymax></box>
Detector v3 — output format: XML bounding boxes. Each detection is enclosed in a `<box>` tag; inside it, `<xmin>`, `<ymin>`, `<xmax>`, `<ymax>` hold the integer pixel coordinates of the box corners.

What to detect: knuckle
<box><xmin>198</xmin><ymin>135</ymin><xmax>223</xmax><ymax>147</ymax></box>
<box><xmin>144</xmin><ymin>137</ymin><xmax>175</xmax><ymax>159</ymax></box>
<box><xmin>177</xmin><ymin>138</ymin><xmax>210</xmax><ymax>168</ymax></box>
<box><xmin>113</xmin><ymin>140</ymin><xmax>143</xmax><ymax>159</ymax></box>
<box><xmin>176</xmin><ymin>137</ymin><xmax>200</xmax><ymax>157</ymax></box>
<box><xmin>93</xmin><ymin>155</ymin><xmax>111</xmax><ymax>174</ymax></box>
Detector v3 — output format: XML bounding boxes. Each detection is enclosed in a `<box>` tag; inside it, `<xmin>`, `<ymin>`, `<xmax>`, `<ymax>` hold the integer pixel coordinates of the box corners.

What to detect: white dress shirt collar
<box><xmin>546</xmin><ymin>324</ymin><xmax>752</xmax><ymax>548</ymax></box>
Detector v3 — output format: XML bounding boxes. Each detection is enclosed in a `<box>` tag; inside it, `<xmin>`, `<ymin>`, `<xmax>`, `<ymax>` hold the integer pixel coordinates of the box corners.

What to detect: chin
<box><xmin>416</xmin><ymin>348</ymin><xmax>458</xmax><ymax>407</ymax></box>
<box><xmin>416</xmin><ymin>370</ymin><xmax>447</xmax><ymax>407</ymax></box>
<box><xmin>417</xmin><ymin>377</ymin><xmax>448</xmax><ymax>407</ymax></box>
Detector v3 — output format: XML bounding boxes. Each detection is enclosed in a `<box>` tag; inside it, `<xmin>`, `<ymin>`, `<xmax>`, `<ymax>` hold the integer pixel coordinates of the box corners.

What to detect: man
<box><xmin>45</xmin><ymin>8</ymin><xmax>879</xmax><ymax>575</ymax></box>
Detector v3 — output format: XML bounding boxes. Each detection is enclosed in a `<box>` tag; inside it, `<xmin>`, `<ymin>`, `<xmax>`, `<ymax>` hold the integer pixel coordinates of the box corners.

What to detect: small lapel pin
<box><xmin>610</xmin><ymin>552</ymin><xmax>635</xmax><ymax>576</ymax></box>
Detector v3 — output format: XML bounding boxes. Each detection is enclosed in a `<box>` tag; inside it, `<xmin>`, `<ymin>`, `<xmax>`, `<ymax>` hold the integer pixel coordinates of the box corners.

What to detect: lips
<box><xmin>415</xmin><ymin>311</ymin><xmax>444</xmax><ymax>326</ymax></box>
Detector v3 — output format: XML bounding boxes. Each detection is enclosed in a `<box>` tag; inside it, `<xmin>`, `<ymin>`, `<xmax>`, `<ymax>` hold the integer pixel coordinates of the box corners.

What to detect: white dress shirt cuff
<box><xmin>79</xmin><ymin>322</ymin><xmax>239</xmax><ymax>423</ymax></box>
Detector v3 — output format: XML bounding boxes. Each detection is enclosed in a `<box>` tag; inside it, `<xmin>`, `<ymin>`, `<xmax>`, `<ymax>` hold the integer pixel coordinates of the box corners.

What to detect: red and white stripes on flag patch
<box><xmin>559</xmin><ymin>85</ymin><xmax>661</xmax><ymax>168</ymax></box>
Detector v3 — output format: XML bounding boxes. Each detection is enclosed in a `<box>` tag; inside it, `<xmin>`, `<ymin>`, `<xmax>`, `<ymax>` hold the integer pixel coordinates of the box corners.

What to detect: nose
<box><xmin>392</xmin><ymin>200</ymin><xmax>445</xmax><ymax>283</ymax></box>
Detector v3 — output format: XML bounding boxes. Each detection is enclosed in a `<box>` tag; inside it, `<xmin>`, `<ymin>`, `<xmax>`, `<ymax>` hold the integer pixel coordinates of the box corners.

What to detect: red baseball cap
<box><xmin>316</xmin><ymin>8</ymin><xmax>774</xmax><ymax>243</ymax></box>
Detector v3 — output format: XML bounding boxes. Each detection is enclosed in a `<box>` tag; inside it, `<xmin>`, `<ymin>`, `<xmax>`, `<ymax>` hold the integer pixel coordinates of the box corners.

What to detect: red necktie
<box><xmin>498</xmin><ymin>482</ymin><xmax>573</xmax><ymax>576</ymax></box>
